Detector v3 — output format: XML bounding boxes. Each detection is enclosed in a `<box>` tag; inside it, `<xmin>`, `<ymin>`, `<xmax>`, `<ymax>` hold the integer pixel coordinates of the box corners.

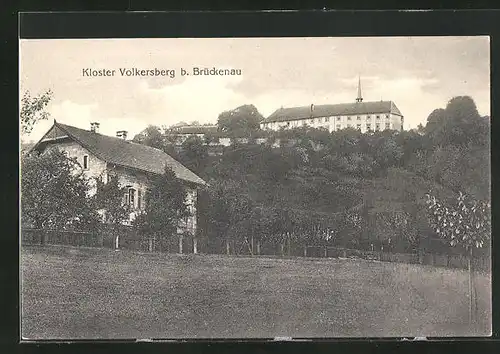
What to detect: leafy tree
<box><xmin>133</xmin><ymin>165</ymin><xmax>190</xmax><ymax>253</ymax></box>
<box><xmin>21</xmin><ymin>149</ymin><xmax>94</xmax><ymax>243</ymax></box>
<box><xmin>91</xmin><ymin>174</ymin><xmax>130</xmax><ymax>247</ymax></box>
<box><xmin>202</xmin><ymin>180</ymin><xmax>232</xmax><ymax>253</ymax></box>
<box><xmin>133</xmin><ymin>125</ymin><xmax>181</xmax><ymax>159</ymax></box>
<box><xmin>20</xmin><ymin>89</ymin><xmax>53</xmax><ymax>135</ymax></box>
<box><xmin>179</xmin><ymin>135</ymin><xmax>209</xmax><ymax>175</ymax></box>
<box><xmin>425</xmin><ymin>96</ymin><xmax>489</xmax><ymax>147</ymax></box>
<box><xmin>132</xmin><ymin>125</ymin><xmax>166</xmax><ymax>150</ymax></box>
<box><xmin>425</xmin><ymin>191</ymin><xmax>491</xmax><ymax>325</ymax></box>
<box><xmin>92</xmin><ymin>175</ymin><xmax>129</xmax><ymax>224</ymax></box>
<box><xmin>217</xmin><ymin>104</ymin><xmax>264</xmax><ymax>136</ymax></box>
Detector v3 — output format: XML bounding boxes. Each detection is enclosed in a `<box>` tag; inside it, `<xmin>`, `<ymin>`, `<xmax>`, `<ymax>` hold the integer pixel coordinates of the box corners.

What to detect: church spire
<box><xmin>356</xmin><ymin>75</ymin><xmax>363</xmax><ymax>103</ymax></box>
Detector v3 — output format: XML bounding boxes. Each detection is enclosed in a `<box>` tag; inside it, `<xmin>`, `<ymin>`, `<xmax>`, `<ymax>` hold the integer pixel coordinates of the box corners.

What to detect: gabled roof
<box><xmin>34</xmin><ymin>122</ymin><xmax>207</xmax><ymax>186</ymax></box>
<box><xmin>262</xmin><ymin>101</ymin><xmax>403</xmax><ymax>124</ymax></box>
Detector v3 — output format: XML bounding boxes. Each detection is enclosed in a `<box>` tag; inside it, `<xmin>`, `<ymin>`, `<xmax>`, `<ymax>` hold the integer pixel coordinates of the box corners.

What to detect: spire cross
<box><xmin>356</xmin><ymin>75</ymin><xmax>363</xmax><ymax>103</ymax></box>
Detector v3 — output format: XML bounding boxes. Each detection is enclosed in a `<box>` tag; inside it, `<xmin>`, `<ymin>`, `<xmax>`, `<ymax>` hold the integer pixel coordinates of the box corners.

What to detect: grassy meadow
<box><xmin>21</xmin><ymin>246</ymin><xmax>491</xmax><ymax>339</ymax></box>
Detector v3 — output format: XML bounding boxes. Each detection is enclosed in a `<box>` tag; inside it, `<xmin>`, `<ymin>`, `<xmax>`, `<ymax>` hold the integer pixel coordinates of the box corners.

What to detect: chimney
<box><xmin>90</xmin><ymin>122</ymin><xmax>100</xmax><ymax>133</ymax></box>
<box><xmin>116</xmin><ymin>130</ymin><xmax>128</xmax><ymax>140</ymax></box>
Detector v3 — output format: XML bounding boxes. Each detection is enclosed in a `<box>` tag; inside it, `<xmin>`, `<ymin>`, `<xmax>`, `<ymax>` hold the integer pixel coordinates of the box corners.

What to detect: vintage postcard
<box><xmin>20</xmin><ymin>36</ymin><xmax>491</xmax><ymax>339</ymax></box>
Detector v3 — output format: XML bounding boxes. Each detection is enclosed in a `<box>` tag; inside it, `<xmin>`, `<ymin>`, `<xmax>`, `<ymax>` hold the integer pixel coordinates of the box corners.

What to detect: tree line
<box><xmin>21</xmin><ymin>91</ymin><xmax>490</xmax><ymax>260</ymax></box>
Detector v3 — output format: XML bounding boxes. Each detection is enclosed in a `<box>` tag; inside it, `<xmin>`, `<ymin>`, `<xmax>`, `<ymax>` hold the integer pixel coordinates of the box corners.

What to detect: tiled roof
<box><xmin>262</xmin><ymin>101</ymin><xmax>403</xmax><ymax>124</ymax></box>
<box><xmin>43</xmin><ymin>122</ymin><xmax>207</xmax><ymax>186</ymax></box>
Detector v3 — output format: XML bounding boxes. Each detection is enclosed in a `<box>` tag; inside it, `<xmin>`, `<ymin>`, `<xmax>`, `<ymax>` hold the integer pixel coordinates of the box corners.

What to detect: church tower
<box><xmin>356</xmin><ymin>75</ymin><xmax>363</xmax><ymax>103</ymax></box>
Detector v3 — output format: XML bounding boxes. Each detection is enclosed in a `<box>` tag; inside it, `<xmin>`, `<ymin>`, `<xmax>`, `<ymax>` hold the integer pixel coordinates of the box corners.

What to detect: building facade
<box><xmin>30</xmin><ymin>121</ymin><xmax>207</xmax><ymax>251</ymax></box>
<box><xmin>260</xmin><ymin>79</ymin><xmax>404</xmax><ymax>133</ymax></box>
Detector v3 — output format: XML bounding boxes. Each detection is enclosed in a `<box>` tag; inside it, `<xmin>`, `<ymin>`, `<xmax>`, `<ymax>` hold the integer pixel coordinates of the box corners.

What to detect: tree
<box><xmin>217</xmin><ymin>104</ymin><xmax>264</xmax><ymax>136</ymax></box>
<box><xmin>20</xmin><ymin>89</ymin><xmax>53</xmax><ymax>135</ymax></box>
<box><xmin>91</xmin><ymin>174</ymin><xmax>130</xmax><ymax>247</ymax></box>
<box><xmin>133</xmin><ymin>165</ymin><xmax>190</xmax><ymax>253</ymax></box>
<box><xmin>133</xmin><ymin>125</ymin><xmax>180</xmax><ymax>159</ymax></box>
<box><xmin>132</xmin><ymin>125</ymin><xmax>166</xmax><ymax>150</ymax></box>
<box><xmin>425</xmin><ymin>191</ymin><xmax>491</xmax><ymax>326</ymax></box>
<box><xmin>425</xmin><ymin>96</ymin><xmax>489</xmax><ymax>147</ymax></box>
<box><xmin>21</xmin><ymin>149</ymin><xmax>94</xmax><ymax>244</ymax></box>
<box><xmin>179</xmin><ymin>135</ymin><xmax>209</xmax><ymax>175</ymax></box>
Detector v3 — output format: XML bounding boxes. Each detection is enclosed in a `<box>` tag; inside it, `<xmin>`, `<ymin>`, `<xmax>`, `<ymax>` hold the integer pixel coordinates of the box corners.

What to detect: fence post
<box><xmin>324</xmin><ymin>246</ymin><xmax>327</xmax><ymax>258</ymax></box>
<box><xmin>179</xmin><ymin>234</ymin><xmax>183</xmax><ymax>254</ymax></box>
<box><xmin>193</xmin><ymin>237</ymin><xmax>198</xmax><ymax>254</ymax></box>
<box><xmin>304</xmin><ymin>246</ymin><xmax>307</xmax><ymax>258</ymax></box>
<box><xmin>257</xmin><ymin>240</ymin><xmax>260</xmax><ymax>255</ymax></box>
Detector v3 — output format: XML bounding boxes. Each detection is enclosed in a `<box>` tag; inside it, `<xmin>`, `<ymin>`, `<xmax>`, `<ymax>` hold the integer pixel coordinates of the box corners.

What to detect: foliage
<box><xmin>179</xmin><ymin>135</ymin><xmax>209</xmax><ymax>175</ymax></box>
<box><xmin>425</xmin><ymin>96</ymin><xmax>489</xmax><ymax>147</ymax></box>
<box><xmin>21</xmin><ymin>148</ymin><xmax>95</xmax><ymax>232</ymax></box>
<box><xmin>217</xmin><ymin>104</ymin><xmax>264</xmax><ymax>137</ymax></box>
<box><xmin>425</xmin><ymin>192</ymin><xmax>491</xmax><ymax>251</ymax></box>
<box><xmin>132</xmin><ymin>125</ymin><xmax>166</xmax><ymax>150</ymax></box>
<box><xmin>20</xmin><ymin>89</ymin><xmax>53</xmax><ymax>135</ymax></box>
<box><xmin>91</xmin><ymin>174</ymin><xmax>130</xmax><ymax>225</ymax></box>
<box><xmin>133</xmin><ymin>166</ymin><xmax>189</xmax><ymax>241</ymax></box>
<box><xmin>132</xmin><ymin>125</ymin><xmax>180</xmax><ymax>159</ymax></box>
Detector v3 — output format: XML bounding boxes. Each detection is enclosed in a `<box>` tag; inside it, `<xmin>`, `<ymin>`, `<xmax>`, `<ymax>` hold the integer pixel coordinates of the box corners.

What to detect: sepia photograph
<box><xmin>19</xmin><ymin>36</ymin><xmax>491</xmax><ymax>339</ymax></box>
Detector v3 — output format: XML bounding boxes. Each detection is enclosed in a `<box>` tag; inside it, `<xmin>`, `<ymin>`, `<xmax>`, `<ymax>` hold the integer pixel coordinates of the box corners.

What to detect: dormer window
<box><xmin>83</xmin><ymin>155</ymin><xmax>89</xmax><ymax>169</ymax></box>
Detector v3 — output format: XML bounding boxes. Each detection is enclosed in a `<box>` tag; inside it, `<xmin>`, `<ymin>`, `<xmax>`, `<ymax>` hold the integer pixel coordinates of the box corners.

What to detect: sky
<box><xmin>19</xmin><ymin>36</ymin><xmax>490</xmax><ymax>142</ymax></box>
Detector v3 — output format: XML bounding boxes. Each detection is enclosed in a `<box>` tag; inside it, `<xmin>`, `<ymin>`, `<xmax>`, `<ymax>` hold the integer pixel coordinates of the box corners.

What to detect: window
<box><xmin>326</xmin><ymin>117</ymin><xmax>330</xmax><ymax>122</ymax></box>
<box><xmin>337</xmin><ymin>116</ymin><xmax>341</xmax><ymax>121</ymax></box>
<box><xmin>366</xmin><ymin>115</ymin><xmax>371</xmax><ymax>120</ymax></box>
<box><xmin>347</xmin><ymin>116</ymin><xmax>352</xmax><ymax>121</ymax></box>
<box><xmin>138</xmin><ymin>190</ymin><xmax>142</xmax><ymax>209</ymax></box>
<box><xmin>347</xmin><ymin>124</ymin><xmax>352</xmax><ymax>128</ymax></box>
<box><xmin>376</xmin><ymin>115</ymin><xmax>380</xmax><ymax>120</ymax></box>
<box><xmin>385</xmin><ymin>114</ymin><xmax>390</xmax><ymax>119</ymax></box>
<box><xmin>385</xmin><ymin>122</ymin><xmax>390</xmax><ymax>129</ymax></box>
<box><xmin>366</xmin><ymin>123</ymin><xmax>371</xmax><ymax>131</ymax></box>
<box><xmin>83</xmin><ymin>155</ymin><xmax>89</xmax><ymax>169</ymax></box>
<box><xmin>375</xmin><ymin>123</ymin><xmax>381</xmax><ymax>131</ymax></box>
<box><xmin>336</xmin><ymin>124</ymin><xmax>341</xmax><ymax>130</ymax></box>
<box><xmin>128</xmin><ymin>188</ymin><xmax>136</xmax><ymax>208</ymax></box>
<box><xmin>357</xmin><ymin>116</ymin><xmax>361</xmax><ymax>120</ymax></box>
<box><xmin>356</xmin><ymin>124</ymin><xmax>362</xmax><ymax>130</ymax></box>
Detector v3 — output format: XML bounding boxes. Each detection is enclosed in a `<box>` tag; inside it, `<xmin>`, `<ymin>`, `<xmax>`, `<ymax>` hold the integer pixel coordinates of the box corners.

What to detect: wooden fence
<box><xmin>302</xmin><ymin>245</ymin><xmax>490</xmax><ymax>272</ymax></box>
<box><xmin>21</xmin><ymin>228</ymin><xmax>489</xmax><ymax>272</ymax></box>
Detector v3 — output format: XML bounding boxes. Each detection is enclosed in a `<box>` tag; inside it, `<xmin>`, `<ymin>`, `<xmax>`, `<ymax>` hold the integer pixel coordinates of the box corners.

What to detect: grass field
<box><xmin>21</xmin><ymin>245</ymin><xmax>491</xmax><ymax>339</ymax></box>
